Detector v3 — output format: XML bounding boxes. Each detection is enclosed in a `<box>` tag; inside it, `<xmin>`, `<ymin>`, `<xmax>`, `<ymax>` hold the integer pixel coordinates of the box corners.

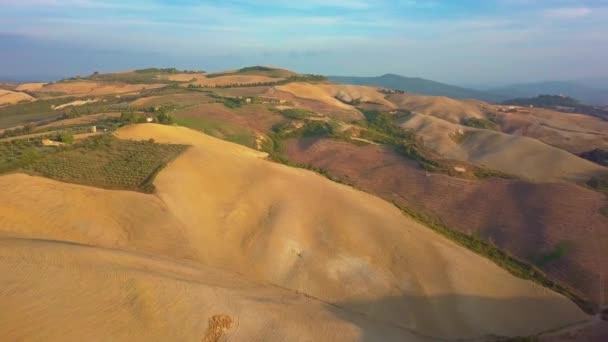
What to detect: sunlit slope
<box><xmin>117</xmin><ymin>124</ymin><xmax>587</xmax><ymax>338</ymax></box>
<box><xmin>277</xmin><ymin>82</ymin><xmax>396</xmax><ymax>110</ymax></box>
<box><xmin>0</xmin><ymin>89</ymin><xmax>34</xmax><ymax>106</ymax></box>
<box><xmin>400</xmin><ymin>113</ymin><xmax>606</xmax><ymax>182</ymax></box>
<box><xmin>0</xmin><ymin>238</ymin><xmax>419</xmax><ymax>342</ymax></box>
<box><xmin>0</xmin><ymin>124</ymin><xmax>589</xmax><ymax>340</ymax></box>
<box><xmin>388</xmin><ymin>93</ymin><xmax>490</xmax><ymax>122</ymax></box>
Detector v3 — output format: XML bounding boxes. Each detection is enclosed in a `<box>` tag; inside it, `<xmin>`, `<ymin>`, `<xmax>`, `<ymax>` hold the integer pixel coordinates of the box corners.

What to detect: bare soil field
<box><xmin>111</xmin><ymin>124</ymin><xmax>587</xmax><ymax>339</ymax></box>
<box><xmin>186</xmin><ymin>75</ymin><xmax>284</xmax><ymax>87</ymax></box>
<box><xmin>387</xmin><ymin>93</ymin><xmax>491</xmax><ymax>123</ymax></box>
<box><xmin>130</xmin><ymin>93</ymin><xmax>214</xmax><ymax>107</ymax></box>
<box><xmin>399</xmin><ymin>113</ymin><xmax>607</xmax><ymax>182</ymax></box>
<box><xmin>15</xmin><ymin>82</ymin><xmax>47</xmax><ymax>92</ymax></box>
<box><xmin>277</xmin><ymin>82</ymin><xmax>396</xmax><ymax>110</ymax></box>
<box><xmin>35</xmin><ymin>81</ymin><xmax>166</xmax><ymax>97</ymax></box>
<box><xmin>0</xmin><ymin>89</ymin><xmax>35</xmax><ymax>106</ymax></box>
<box><xmin>496</xmin><ymin>108</ymin><xmax>608</xmax><ymax>154</ymax></box>
<box><xmin>174</xmin><ymin>102</ymin><xmax>284</xmax><ymax>133</ymax></box>
<box><xmin>285</xmin><ymin>137</ymin><xmax>608</xmax><ymax>310</ymax></box>
<box><xmin>0</xmin><ymin>238</ymin><xmax>424</xmax><ymax>342</ymax></box>
<box><xmin>265</xmin><ymin>87</ymin><xmax>363</xmax><ymax>121</ymax></box>
<box><xmin>33</xmin><ymin>112</ymin><xmax>121</xmax><ymax>131</ymax></box>
<box><xmin>386</xmin><ymin>92</ymin><xmax>608</xmax><ymax>155</ymax></box>
<box><xmin>161</xmin><ymin>72</ymin><xmax>207</xmax><ymax>82</ymax></box>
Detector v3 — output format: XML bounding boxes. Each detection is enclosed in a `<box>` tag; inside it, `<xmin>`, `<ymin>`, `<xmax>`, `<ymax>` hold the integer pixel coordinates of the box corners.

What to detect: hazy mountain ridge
<box><xmin>329</xmin><ymin>74</ymin><xmax>507</xmax><ymax>103</ymax></box>
<box><xmin>489</xmin><ymin>81</ymin><xmax>608</xmax><ymax>106</ymax></box>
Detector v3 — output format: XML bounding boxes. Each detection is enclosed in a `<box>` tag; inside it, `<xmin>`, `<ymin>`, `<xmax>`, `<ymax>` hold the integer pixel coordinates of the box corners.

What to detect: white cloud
<box><xmin>543</xmin><ymin>7</ymin><xmax>591</xmax><ymax>19</ymax></box>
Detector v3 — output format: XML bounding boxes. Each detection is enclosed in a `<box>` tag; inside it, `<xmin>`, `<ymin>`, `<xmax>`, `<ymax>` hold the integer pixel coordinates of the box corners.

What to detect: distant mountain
<box><xmin>490</xmin><ymin>81</ymin><xmax>608</xmax><ymax>106</ymax></box>
<box><xmin>502</xmin><ymin>95</ymin><xmax>608</xmax><ymax>120</ymax></box>
<box><xmin>575</xmin><ymin>77</ymin><xmax>608</xmax><ymax>90</ymax></box>
<box><xmin>329</xmin><ymin>74</ymin><xmax>506</xmax><ymax>103</ymax></box>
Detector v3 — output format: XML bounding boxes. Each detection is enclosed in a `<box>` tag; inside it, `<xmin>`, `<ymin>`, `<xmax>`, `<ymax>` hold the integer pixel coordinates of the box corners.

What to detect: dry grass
<box><xmin>15</xmin><ymin>82</ymin><xmax>47</xmax><ymax>92</ymax></box>
<box><xmin>35</xmin><ymin>81</ymin><xmax>166</xmax><ymax>97</ymax></box>
<box><xmin>399</xmin><ymin>112</ymin><xmax>607</xmax><ymax>182</ymax></box>
<box><xmin>0</xmin><ymin>89</ymin><xmax>35</xmax><ymax>106</ymax></box>
<box><xmin>276</xmin><ymin>82</ymin><xmax>395</xmax><ymax>110</ymax></box>
<box><xmin>185</xmin><ymin>75</ymin><xmax>284</xmax><ymax>87</ymax></box>
<box><xmin>285</xmin><ymin>137</ymin><xmax>608</xmax><ymax>311</ymax></box>
<box><xmin>387</xmin><ymin>93</ymin><xmax>490</xmax><ymax>123</ymax></box>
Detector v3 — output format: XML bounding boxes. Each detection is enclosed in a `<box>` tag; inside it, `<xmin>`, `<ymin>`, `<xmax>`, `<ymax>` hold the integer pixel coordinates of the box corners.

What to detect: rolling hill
<box><xmin>0</xmin><ymin>66</ymin><xmax>606</xmax><ymax>340</ymax></box>
<box><xmin>329</xmin><ymin>74</ymin><xmax>506</xmax><ymax>102</ymax></box>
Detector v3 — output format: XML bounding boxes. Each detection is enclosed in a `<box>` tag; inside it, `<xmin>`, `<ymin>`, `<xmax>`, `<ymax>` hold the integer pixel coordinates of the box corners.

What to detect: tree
<box><xmin>58</xmin><ymin>134</ymin><xmax>74</xmax><ymax>144</ymax></box>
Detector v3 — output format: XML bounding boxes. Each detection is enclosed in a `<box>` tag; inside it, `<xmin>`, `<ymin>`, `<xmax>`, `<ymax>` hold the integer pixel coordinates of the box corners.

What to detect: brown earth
<box><xmin>15</xmin><ymin>82</ymin><xmax>47</xmax><ymax>92</ymax></box>
<box><xmin>186</xmin><ymin>75</ymin><xmax>284</xmax><ymax>87</ymax></box>
<box><xmin>495</xmin><ymin>108</ymin><xmax>608</xmax><ymax>154</ymax></box>
<box><xmin>0</xmin><ymin>238</ymin><xmax>424</xmax><ymax>341</ymax></box>
<box><xmin>0</xmin><ymin>124</ymin><xmax>589</xmax><ymax>340</ymax></box>
<box><xmin>277</xmin><ymin>82</ymin><xmax>396</xmax><ymax>111</ymax></box>
<box><xmin>264</xmin><ymin>87</ymin><xmax>363</xmax><ymax>121</ymax></box>
<box><xmin>398</xmin><ymin>112</ymin><xmax>607</xmax><ymax>182</ymax></box>
<box><xmin>130</xmin><ymin>93</ymin><xmax>214</xmax><ymax>107</ymax></box>
<box><xmin>387</xmin><ymin>93</ymin><xmax>491</xmax><ymax>123</ymax></box>
<box><xmin>35</xmin><ymin>81</ymin><xmax>166</xmax><ymax>97</ymax></box>
<box><xmin>386</xmin><ymin>92</ymin><xmax>608</xmax><ymax>155</ymax></box>
<box><xmin>174</xmin><ymin>102</ymin><xmax>285</xmax><ymax>133</ymax></box>
<box><xmin>0</xmin><ymin>89</ymin><xmax>35</xmax><ymax>106</ymax></box>
<box><xmin>33</xmin><ymin>112</ymin><xmax>121</xmax><ymax>131</ymax></box>
<box><xmin>285</xmin><ymin>137</ymin><xmax>608</xmax><ymax>311</ymax></box>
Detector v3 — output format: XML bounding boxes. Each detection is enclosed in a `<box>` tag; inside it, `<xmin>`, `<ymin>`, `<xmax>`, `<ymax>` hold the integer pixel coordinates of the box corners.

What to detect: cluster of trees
<box><xmin>0</xmin><ymin>124</ymin><xmax>35</xmax><ymax>139</ymax></box>
<box><xmin>120</xmin><ymin>105</ymin><xmax>175</xmax><ymax>125</ymax></box>
<box><xmin>460</xmin><ymin>117</ymin><xmax>500</xmax><ymax>131</ymax></box>
<box><xmin>503</xmin><ymin>95</ymin><xmax>608</xmax><ymax>119</ymax></box>
<box><xmin>579</xmin><ymin>148</ymin><xmax>608</xmax><ymax>166</ymax></box>
<box><xmin>187</xmin><ymin>74</ymin><xmax>328</xmax><ymax>90</ymax></box>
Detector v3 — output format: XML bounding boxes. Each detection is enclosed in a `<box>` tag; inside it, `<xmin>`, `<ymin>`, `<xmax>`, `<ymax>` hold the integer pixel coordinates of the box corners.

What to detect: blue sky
<box><xmin>0</xmin><ymin>0</ymin><xmax>607</xmax><ymax>84</ymax></box>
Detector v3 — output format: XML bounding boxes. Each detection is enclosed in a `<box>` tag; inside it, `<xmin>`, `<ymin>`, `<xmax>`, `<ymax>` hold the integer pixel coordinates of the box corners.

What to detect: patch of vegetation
<box><xmin>473</xmin><ymin>168</ymin><xmax>518</xmax><ymax>180</ymax></box>
<box><xmin>134</xmin><ymin>68</ymin><xmax>180</xmax><ymax>74</ymax></box>
<box><xmin>221</xmin><ymin>97</ymin><xmax>247</xmax><ymax>108</ymax></box>
<box><xmin>238</xmin><ymin>66</ymin><xmax>274</xmax><ymax>73</ymax></box>
<box><xmin>579</xmin><ymin>148</ymin><xmax>608</xmax><ymax>166</ymax></box>
<box><xmin>601</xmin><ymin>207</ymin><xmax>608</xmax><ymax>218</ymax></box>
<box><xmin>359</xmin><ymin>110</ymin><xmax>440</xmax><ymax>171</ymax></box>
<box><xmin>503</xmin><ymin>95</ymin><xmax>608</xmax><ymax>120</ymax></box>
<box><xmin>174</xmin><ymin>116</ymin><xmax>255</xmax><ymax>148</ymax></box>
<box><xmin>260</xmin><ymin>126</ymin><xmax>593</xmax><ymax>314</ymax></box>
<box><xmin>389</xmin><ymin>201</ymin><xmax>594</xmax><ymax>314</ymax></box>
<box><xmin>279</xmin><ymin>108</ymin><xmax>316</xmax><ymax>120</ymax></box>
<box><xmin>461</xmin><ymin>117</ymin><xmax>500</xmax><ymax>131</ymax></box>
<box><xmin>283</xmin><ymin>74</ymin><xmax>327</xmax><ymax>83</ymax></box>
<box><xmin>24</xmin><ymin>134</ymin><xmax>188</xmax><ymax>192</ymax></box>
<box><xmin>587</xmin><ymin>175</ymin><xmax>608</xmax><ymax>192</ymax></box>
<box><xmin>0</xmin><ymin>139</ymin><xmax>47</xmax><ymax>173</ymax></box>
<box><xmin>58</xmin><ymin>134</ymin><xmax>74</xmax><ymax>144</ymax></box>
<box><xmin>0</xmin><ymin>97</ymin><xmax>77</xmax><ymax>128</ymax></box>
<box><xmin>535</xmin><ymin>241</ymin><xmax>575</xmax><ymax>266</ymax></box>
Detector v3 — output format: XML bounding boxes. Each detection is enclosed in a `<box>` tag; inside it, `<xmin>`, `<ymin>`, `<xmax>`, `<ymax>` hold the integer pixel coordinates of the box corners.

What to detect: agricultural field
<box><xmin>284</xmin><ymin>137</ymin><xmax>608</xmax><ymax>311</ymax></box>
<box><xmin>174</xmin><ymin>116</ymin><xmax>256</xmax><ymax>148</ymax></box>
<box><xmin>25</xmin><ymin>134</ymin><xmax>188</xmax><ymax>192</ymax></box>
<box><xmin>0</xmin><ymin>132</ymin><xmax>187</xmax><ymax>192</ymax></box>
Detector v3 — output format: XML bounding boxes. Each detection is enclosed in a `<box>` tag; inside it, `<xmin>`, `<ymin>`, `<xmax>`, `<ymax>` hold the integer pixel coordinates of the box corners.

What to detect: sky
<box><xmin>0</xmin><ymin>0</ymin><xmax>607</xmax><ymax>84</ymax></box>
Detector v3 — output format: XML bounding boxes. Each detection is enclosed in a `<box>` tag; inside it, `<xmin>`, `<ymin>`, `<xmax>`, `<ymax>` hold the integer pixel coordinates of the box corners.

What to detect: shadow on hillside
<box><xmin>324</xmin><ymin>293</ymin><xmax>590</xmax><ymax>342</ymax></box>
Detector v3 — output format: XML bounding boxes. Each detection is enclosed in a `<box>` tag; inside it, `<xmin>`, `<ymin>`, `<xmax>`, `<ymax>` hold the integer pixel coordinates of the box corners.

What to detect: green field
<box><xmin>9</xmin><ymin>134</ymin><xmax>189</xmax><ymax>192</ymax></box>
<box><xmin>174</xmin><ymin>116</ymin><xmax>256</xmax><ymax>148</ymax></box>
<box><xmin>25</xmin><ymin>135</ymin><xmax>188</xmax><ymax>192</ymax></box>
